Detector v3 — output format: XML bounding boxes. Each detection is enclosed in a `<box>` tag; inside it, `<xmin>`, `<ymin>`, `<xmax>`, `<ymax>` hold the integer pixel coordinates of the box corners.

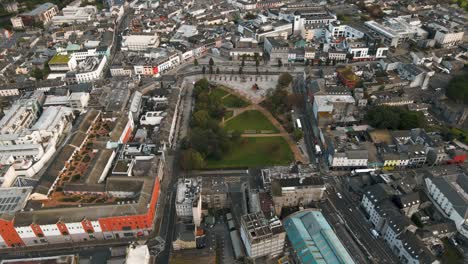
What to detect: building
<box><xmin>425</xmin><ymin>174</ymin><xmax>468</xmax><ymax>239</ymax></box>
<box><xmin>72</xmin><ymin>56</ymin><xmax>107</xmax><ymax>84</ymax></box>
<box><xmin>140</xmin><ymin>111</ymin><xmax>165</xmax><ymax>126</ymax></box>
<box><xmin>364</xmin><ymin>16</ymin><xmax>428</xmax><ymax>48</ymax></box>
<box><xmin>312</xmin><ymin>94</ymin><xmax>355</xmax><ymax>126</ymax></box>
<box><xmin>283</xmin><ymin>209</ymin><xmax>355</xmax><ymax>264</ymax></box>
<box><xmin>0</xmin><ymin>255</ymin><xmax>77</xmax><ymax>264</ymax></box>
<box><xmin>10</xmin><ymin>16</ymin><xmax>24</xmax><ymax>29</ymax></box>
<box><xmin>428</xmin><ymin>22</ymin><xmax>464</xmax><ymax>48</ymax></box>
<box><xmin>173</xmin><ymin>223</ymin><xmax>196</xmax><ymax>250</ymax></box>
<box><xmin>240</xmin><ymin>212</ymin><xmax>285</xmax><ymax>259</ymax></box>
<box><xmin>51</xmin><ymin>5</ymin><xmax>97</xmax><ymax>25</ymax></box>
<box><xmin>270</xmin><ymin>177</ymin><xmax>325</xmax><ymax>215</ymax></box>
<box><xmin>19</xmin><ymin>3</ymin><xmax>59</xmax><ymax>26</ymax></box>
<box><xmin>397</xmin><ymin>64</ymin><xmax>433</xmax><ymax>89</ymax></box>
<box><xmin>0</xmin><ymin>110</ymin><xmax>162</xmax><ymax>249</ymax></box>
<box><xmin>336</xmin><ymin>67</ymin><xmax>360</xmax><ymax>89</ymax></box>
<box><xmin>175</xmin><ymin>178</ymin><xmax>202</xmax><ymax>226</ymax></box>
<box><xmin>122</xmin><ymin>33</ymin><xmax>160</xmax><ymax>51</ymax></box>
<box><xmin>330</xmin><ymin>151</ymin><xmax>368</xmax><ymax>169</ymax></box>
<box><xmin>201</xmin><ymin>177</ymin><xmax>228</xmax><ymax>209</ymax></box>
<box><xmin>48</xmin><ymin>54</ymin><xmax>78</xmax><ymax>72</ymax></box>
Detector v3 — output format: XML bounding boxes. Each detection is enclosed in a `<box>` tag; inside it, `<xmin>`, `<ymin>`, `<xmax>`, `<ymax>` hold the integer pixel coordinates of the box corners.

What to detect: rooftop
<box><xmin>49</xmin><ymin>54</ymin><xmax>71</xmax><ymax>65</ymax></box>
<box><xmin>284</xmin><ymin>209</ymin><xmax>355</xmax><ymax>264</ymax></box>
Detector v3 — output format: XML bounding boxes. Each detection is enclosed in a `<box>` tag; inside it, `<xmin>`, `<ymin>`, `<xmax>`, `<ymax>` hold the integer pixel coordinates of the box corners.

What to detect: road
<box><xmin>291</xmin><ymin>71</ymin><xmax>398</xmax><ymax>263</ymax></box>
<box><xmin>292</xmin><ymin>72</ymin><xmax>328</xmax><ymax>171</ymax></box>
<box><xmin>327</xmin><ymin>182</ymin><xmax>399</xmax><ymax>264</ymax></box>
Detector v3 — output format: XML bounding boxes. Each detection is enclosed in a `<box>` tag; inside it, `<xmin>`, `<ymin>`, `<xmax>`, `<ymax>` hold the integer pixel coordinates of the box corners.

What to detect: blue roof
<box><xmin>284</xmin><ymin>210</ymin><xmax>355</xmax><ymax>264</ymax></box>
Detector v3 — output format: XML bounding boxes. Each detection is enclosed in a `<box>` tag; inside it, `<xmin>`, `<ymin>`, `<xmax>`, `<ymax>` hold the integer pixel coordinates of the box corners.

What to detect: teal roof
<box><xmin>284</xmin><ymin>210</ymin><xmax>355</xmax><ymax>264</ymax></box>
<box><xmin>66</xmin><ymin>44</ymin><xmax>81</xmax><ymax>51</ymax></box>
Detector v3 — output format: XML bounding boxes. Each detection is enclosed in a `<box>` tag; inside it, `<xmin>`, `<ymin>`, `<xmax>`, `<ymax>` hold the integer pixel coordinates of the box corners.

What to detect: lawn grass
<box><xmin>224</xmin><ymin>110</ymin><xmax>278</xmax><ymax>133</ymax></box>
<box><xmin>205</xmin><ymin>137</ymin><xmax>294</xmax><ymax>168</ymax></box>
<box><xmin>222</xmin><ymin>94</ymin><xmax>249</xmax><ymax>108</ymax></box>
<box><xmin>211</xmin><ymin>88</ymin><xmax>228</xmax><ymax>99</ymax></box>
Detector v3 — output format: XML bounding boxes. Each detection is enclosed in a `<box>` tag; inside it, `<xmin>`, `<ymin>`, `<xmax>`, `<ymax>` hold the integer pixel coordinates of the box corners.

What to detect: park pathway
<box><xmin>220</xmin><ymin>89</ymin><xmax>306</xmax><ymax>164</ymax></box>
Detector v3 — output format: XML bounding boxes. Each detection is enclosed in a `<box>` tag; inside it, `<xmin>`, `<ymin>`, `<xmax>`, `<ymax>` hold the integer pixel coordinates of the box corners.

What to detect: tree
<box><xmin>278</xmin><ymin>73</ymin><xmax>293</xmax><ymax>87</ymax></box>
<box><xmin>244</xmin><ymin>12</ymin><xmax>256</xmax><ymax>19</ymax></box>
<box><xmin>194</xmin><ymin>58</ymin><xmax>199</xmax><ymax>66</ymax></box>
<box><xmin>193</xmin><ymin>110</ymin><xmax>211</xmax><ymax>128</ymax></box>
<box><xmin>202</xmin><ymin>65</ymin><xmax>206</xmax><ymax>74</ymax></box>
<box><xmin>180</xmin><ymin>149</ymin><xmax>205</xmax><ymax>171</ymax></box>
<box><xmin>278</xmin><ymin>59</ymin><xmax>283</xmax><ymax>67</ymax></box>
<box><xmin>216</xmin><ymin>67</ymin><xmax>220</xmax><ymax>74</ymax></box>
<box><xmin>255</xmin><ymin>58</ymin><xmax>260</xmax><ymax>67</ymax></box>
<box><xmin>292</xmin><ymin>129</ymin><xmax>304</xmax><ymax>142</ymax></box>
<box><xmin>286</xmin><ymin>94</ymin><xmax>305</xmax><ymax>109</ymax></box>
<box><xmin>365</xmin><ymin>105</ymin><xmax>426</xmax><ymax>130</ymax></box>
<box><xmin>446</xmin><ymin>74</ymin><xmax>468</xmax><ymax>104</ymax></box>
<box><xmin>209</xmin><ymin>58</ymin><xmax>215</xmax><ymax>66</ymax></box>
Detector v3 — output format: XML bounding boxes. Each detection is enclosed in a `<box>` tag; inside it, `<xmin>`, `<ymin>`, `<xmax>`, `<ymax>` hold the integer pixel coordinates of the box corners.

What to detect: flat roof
<box><xmin>49</xmin><ymin>54</ymin><xmax>71</xmax><ymax>65</ymax></box>
<box><xmin>13</xmin><ymin>177</ymin><xmax>158</xmax><ymax>226</ymax></box>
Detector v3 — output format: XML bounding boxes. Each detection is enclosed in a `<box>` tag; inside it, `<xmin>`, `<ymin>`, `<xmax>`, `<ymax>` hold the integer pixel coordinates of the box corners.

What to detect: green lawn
<box><xmin>222</xmin><ymin>94</ymin><xmax>249</xmax><ymax>108</ymax></box>
<box><xmin>205</xmin><ymin>137</ymin><xmax>294</xmax><ymax>168</ymax></box>
<box><xmin>211</xmin><ymin>88</ymin><xmax>228</xmax><ymax>99</ymax></box>
<box><xmin>224</xmin><ymin>110</ymin><xmax>278</xmax><ymax>133</ymax></box>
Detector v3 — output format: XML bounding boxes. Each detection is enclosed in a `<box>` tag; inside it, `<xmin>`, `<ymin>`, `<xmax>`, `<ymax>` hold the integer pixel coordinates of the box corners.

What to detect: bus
<box><xmin>296</xmin><ymin>118</ymin><xmax>302</xmax><ymax>129</ymax></box>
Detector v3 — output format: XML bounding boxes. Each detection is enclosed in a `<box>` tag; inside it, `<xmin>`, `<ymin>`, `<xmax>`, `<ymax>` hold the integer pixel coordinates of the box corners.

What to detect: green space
<box><xmin>222</xmin><ymin>94</ymin><xmax>249</xmax><ymax>108</ymax></box>
<box><xmin>224</xmin><ymin>110</ymin><xmax>278</xmax><ymax>133</ymax></box>
<box><xmin>365</xmin><ymin>105</ymin><xmax>426</xmax><ymax>130</ymax></box>
<box><xmin>224</xmin><ymin>110</ymin><xmax>233</xmax><ymax>119</ymax></box>
<box><xmin>441</xmin><ymin>238</ymin><xmax>464</xmax><ymax>264</ymax></box>
<box><xmin>446</xmin><ymin>73</ymin><xmax>468</xmax><ymax>104</ymax></box>
<box><xmin>210</xmin><ymin>88</ymin><xmax>228</xmax><ymax>99</ymax></box>
<box><xmin>205</xmin><ymin>137</ymin><xmax>294</xmax><ymax>168</ymax></box>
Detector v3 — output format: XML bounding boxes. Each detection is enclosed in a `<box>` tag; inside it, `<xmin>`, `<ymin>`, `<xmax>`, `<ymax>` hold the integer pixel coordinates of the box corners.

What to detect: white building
<box><xmin>365</xmin><ymin>16</ymin><xmax>428</xmax><ymax>47</ymax></box>
<box><xmin>140</xmin><ymin>111</ymin><xmax>165</xmax><ymax>126</ymax></box>
<box><xmin>425</xmin><ymin>175</ymin><xmax>468</xmax><ymax>239</ymax></box>
<box><xmin>331</xmin><ymin>151</ymin><xmax>368</xmax><ymax>169</ymax></box>
<box><xmin>122</xmin><ymin>33</ymin><xmax>160</xmax><ymax>51</ymax></box>
<box><xmin>74</xmin><ymin>56</ymin><xmax>107</xmax><ymax>83</ymax></box>
<box><xmin>327</xmin><ymin>22</ymin><xmax>364</xmax><ymax>39</ymax></box>
<box><xmin>51</xmin><ymin>5</ymin><xmax>97</xmax><ymax>25</ymax></box>
<box><xmin>240</xmin><ymin>212</ymin><xmax>285</xmax><ymax>259</ymax></box>
<box><xmin>175</xmin><ymin>178</ymin><xmax>202</xmax><ymax>226</ymax></box>
<box><xmin>434</xmin><ymin>29</ymin><xmax>464</xmax><ymax>48</ymax></box>
<box><xmin>10</xmin><ymin>16</ymin><xmax>24</xmax><ymax>29</ymax></box>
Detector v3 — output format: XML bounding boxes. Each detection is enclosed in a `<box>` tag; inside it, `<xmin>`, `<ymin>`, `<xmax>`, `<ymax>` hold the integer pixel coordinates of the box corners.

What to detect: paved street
<box><xmin>327</xmin><ymin>184</ymin><xmax>399</xmax><ymax>264</ymax></box>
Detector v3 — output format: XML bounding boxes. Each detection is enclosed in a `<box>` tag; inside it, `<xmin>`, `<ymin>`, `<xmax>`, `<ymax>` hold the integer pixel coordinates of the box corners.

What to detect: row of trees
<box><xmin>261</xmin><ymin>73</ymin><xmax>304</xmax><ymax>141</ymax></box>
<box><xmin>180</xmin><ymin>79</ymin><xmax>242</xmax><ymax>170</ymax></box>
<box><xmin>365</xmin><ymin>105</ymin><xmax>426</xmax><ymax>130</ymax></box>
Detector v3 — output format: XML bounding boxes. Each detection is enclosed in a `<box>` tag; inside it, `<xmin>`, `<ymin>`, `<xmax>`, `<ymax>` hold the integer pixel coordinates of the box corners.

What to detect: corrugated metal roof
<box><xmin>284</xmin><ymin>210</ymin><xmax>355</xmax><ymax>264</ymax></box>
